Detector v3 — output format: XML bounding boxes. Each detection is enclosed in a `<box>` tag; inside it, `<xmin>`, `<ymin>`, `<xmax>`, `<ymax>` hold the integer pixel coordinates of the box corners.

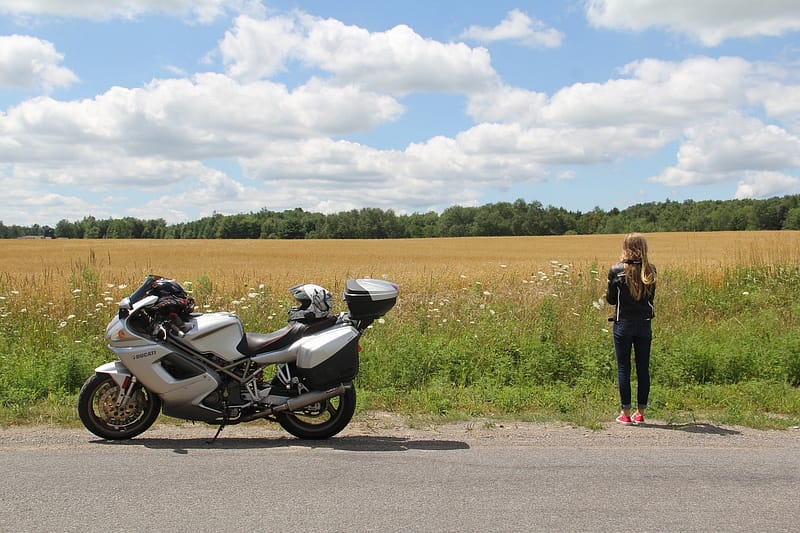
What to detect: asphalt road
<box><xmin>2</xmin><ymin>419</ymin><xmax>799</xmax><ymax>532</ymax></box>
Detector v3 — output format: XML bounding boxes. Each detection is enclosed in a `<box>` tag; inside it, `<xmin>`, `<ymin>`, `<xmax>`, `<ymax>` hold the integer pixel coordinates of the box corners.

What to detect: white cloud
<box><xmin>0</xmin><ymin>176</ymin><xmax>96</xmax><ymax>225</ymax></box>
<box><xmin>0</xmin><ymin>0</ymin><xmax>249</xmax><ymax>23</ymax></box>
<box><xmin>237</xmin><ymin>126</ymin><xmax>558</xmax><ymax>212</ymax></box>
<box><xmin>0</xmin><ymin>35</ymin><xmax>78</xmax><ymax>92</ymax></box>
<box><xmin>112</xmin><ymin>171</ymin><xmax>255</xmax><ymax>223</ymax></box>
<box><xmin>239</xmin><ymin>137</ymin><xmax>485</xmax><ymax>212</ymax></box>
<box><xmin>467</xmin><ymin>85</ymin><xmax>549</xmax><ymax>124</ymax></box>
<box><xmin>0</xmin><ymin>73</ymin><xmax>403</xmax><ymax>165</ymax></box>
<box><xmin>752</xmin><ymin>82</ymin><xmax>800</xmax><ymax>120</ymax></box>
<box><xmin>220</xmin><ymin>13</ymin><xmax>499</xmax><ymax>94</ymax></box>
<box><xmin>467</xmin><ymin>55</ymin><xmax>800</xmax><ymax>193</ymax></box>
<box><xmin>549</xmin><ymin>57</ymin><xmax>750</xmax><ymax>128</ymax></box>
<box><xmin>219</xmin><ymin>14</ymin><xmax>303</xmax><ymax>81</ymax></box>
<box><xmin>468</xmin><ymin>57</ymin><xmax>754</xmax><ymax>129</ymax></box>
<box><xmin>651</xmin><ymin>114</ymin><xmax>800</xmax><ymax>186</ymax></box>
<box><xmin>735</xmin><ymin>171</ymin><xmax>800</xmax><ymax>199</ymax></box>
<box><xmin>586</xmin><ymin>0</ymin><xmax>800</xmax><ymax>46</ymax></box>
<box><xmin>0</xmin><ymin>69</ymin><xmax>407</xmax><ymax>224</ymax></box>
<box><xmin>465</xmin><ymin>56</ymin><xmax>762</xmax><ymax>167</ymax></box>
<box><xmin>460</xmin><ymin>9</ymin><xmax>564</xmax><ymax>48</ymax></box>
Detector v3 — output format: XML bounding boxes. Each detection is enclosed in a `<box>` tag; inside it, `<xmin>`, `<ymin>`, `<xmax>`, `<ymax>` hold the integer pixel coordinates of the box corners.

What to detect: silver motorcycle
<box><xmin>77</xmin><ymin>275</ymin><xmax>397</xmax><ymax>440</ymax></box>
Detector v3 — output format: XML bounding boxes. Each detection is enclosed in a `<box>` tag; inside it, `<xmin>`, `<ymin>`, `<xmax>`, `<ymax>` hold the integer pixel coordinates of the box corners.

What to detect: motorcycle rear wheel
<box><xmin>77</xmin><ymin>373</ymin><xmax>161</xmax><ymax>440</ymax></box>
<box><xmin>276</xmin><ymin>384</ymin><xmax>356</xmax><ymax>439</ymax></box>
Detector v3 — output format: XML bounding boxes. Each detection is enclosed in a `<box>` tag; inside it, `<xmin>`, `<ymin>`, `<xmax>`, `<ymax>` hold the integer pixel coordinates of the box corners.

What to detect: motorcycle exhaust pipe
<box><xmin>241</xmin><ymin>384</ymin><xmax>350</xmax><ymax>422</ymax></box>
<box><xmin>272</xmin><ymin>384</ymin><xmax>349</xmax><ymax>413</ymax></box>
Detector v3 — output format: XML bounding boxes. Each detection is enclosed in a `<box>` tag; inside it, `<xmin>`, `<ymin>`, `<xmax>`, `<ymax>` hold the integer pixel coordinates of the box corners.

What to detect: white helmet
<box><xmin>288</xmin><ymin>283</ymin><xmax>333</xmax><ymax>321</ymax></box>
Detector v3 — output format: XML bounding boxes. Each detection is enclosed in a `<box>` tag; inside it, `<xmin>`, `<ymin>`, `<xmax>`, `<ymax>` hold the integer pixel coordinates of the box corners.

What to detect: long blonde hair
<box><xmin>621</xmin><ymin>233</ymin><xmax>656</xmax><ymax>300</ymax></box>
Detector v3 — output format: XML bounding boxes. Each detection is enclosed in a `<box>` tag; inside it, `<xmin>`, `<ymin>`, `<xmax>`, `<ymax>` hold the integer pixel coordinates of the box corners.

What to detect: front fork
<box><xmin>95</xmin><ymin>361</ymin><xmax>139</xmax><ymax>409</ymax></box>
<box><xmin>117</xmin><ymin>375</ymin><xmax>139</xmax><ymax>409</ymax></box>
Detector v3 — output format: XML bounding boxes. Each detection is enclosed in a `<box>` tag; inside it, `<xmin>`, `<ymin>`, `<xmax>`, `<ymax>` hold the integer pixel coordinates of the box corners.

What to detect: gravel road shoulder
<box><xmin>2</xmin><ymin>412</ymin><xmax>799</xmax><ymax>451</ymax></box>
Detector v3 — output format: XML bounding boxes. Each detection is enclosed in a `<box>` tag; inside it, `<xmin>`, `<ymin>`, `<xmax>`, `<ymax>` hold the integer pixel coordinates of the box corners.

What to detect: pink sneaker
<box><xmin>616</xmin><ymin>414</ymin><xmax>632</xmax><ymax>425</ymax></box>
<box><xmin>632</xmin><ymin>413</ymin><xmax>645</xmax><ymax>425</ymax></box>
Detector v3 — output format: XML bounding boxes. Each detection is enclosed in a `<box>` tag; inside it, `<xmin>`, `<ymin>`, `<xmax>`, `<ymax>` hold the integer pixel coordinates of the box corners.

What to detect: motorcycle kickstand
<box><xmin>208</xmin><ymin>423</ymin><xmax>225</xmax><ymax>444</ymax></box>
<box><xmin>207</xmin><ymin>396</ymin><xmax>229</xmax><ymax>444</ymax></box>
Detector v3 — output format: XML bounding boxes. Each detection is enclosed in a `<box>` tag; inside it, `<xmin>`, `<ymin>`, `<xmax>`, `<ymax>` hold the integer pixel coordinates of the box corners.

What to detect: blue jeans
<box><xmin>613</xmin><ymin>320</ymin><xmax>652</xmax><ymax>410</ymax></box>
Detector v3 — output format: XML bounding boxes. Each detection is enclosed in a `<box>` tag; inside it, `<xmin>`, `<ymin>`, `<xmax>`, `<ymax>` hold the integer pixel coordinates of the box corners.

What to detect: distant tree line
<box><xmin>4</xmin><ymin>195</ymin><xmax>800</xmax><ymax>240</ymax></box>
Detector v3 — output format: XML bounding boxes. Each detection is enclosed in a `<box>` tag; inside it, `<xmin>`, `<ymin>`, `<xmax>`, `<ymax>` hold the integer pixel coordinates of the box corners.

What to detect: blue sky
<box><xmin>1</xmin><ymin>1</ymin><xmax>799</xmax><ymax>226</ymax></box>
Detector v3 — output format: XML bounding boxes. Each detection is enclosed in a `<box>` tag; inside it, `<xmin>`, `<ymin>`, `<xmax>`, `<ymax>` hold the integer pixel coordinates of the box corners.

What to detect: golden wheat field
<box><xmin>2</xmin><ymin>232</ymin><xmax>799</xmax><ymax>293</ymax></box>
<box><xmin>0</xmin><ymin>231</ymin><xmax>794</xmax><ymax>330</ymax></box>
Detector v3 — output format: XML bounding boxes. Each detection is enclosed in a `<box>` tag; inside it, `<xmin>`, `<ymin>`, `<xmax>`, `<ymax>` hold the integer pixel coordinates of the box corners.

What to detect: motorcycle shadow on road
<box><xmin>94</xmin><ymin>435</ymin><xmax>471</xmax><ymax>454</ymax></box>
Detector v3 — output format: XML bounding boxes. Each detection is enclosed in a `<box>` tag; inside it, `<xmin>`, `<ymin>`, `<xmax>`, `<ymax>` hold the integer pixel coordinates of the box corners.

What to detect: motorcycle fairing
<box><xmin>94</xmin><ymin>361</ymin><xmax>132</xmax><ymax>387</ymax></box>
<box><xmin>180</xmin><ymin>312</ymin><xmax>244</xmax><ymax>361</ymax></box>
<box><xmin>109</xmin><ymin>342</ymin><xmax>220</xmax><ymax>407</ymax></box>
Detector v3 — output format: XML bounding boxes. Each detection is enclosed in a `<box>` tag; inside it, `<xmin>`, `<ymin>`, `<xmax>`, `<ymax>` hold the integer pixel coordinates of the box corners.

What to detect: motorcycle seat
<box><xmin>237</xmin><ymin>316</ymin><xmax>338</xmax><ymax>356</ymax></box>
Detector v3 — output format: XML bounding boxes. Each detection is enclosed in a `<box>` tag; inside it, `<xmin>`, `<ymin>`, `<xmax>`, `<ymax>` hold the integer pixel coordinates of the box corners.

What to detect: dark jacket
<box><xmin>606</xmin><ymin>262</ymin><xmax>655</xmax><ymax>321</ymax></box>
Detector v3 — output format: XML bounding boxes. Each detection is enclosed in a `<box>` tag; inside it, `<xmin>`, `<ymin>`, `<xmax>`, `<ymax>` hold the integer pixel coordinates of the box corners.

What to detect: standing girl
<box><xmin>606</xmin><ymin>233</ymin><xmax>657</xmax><ymax>425</ymax></box>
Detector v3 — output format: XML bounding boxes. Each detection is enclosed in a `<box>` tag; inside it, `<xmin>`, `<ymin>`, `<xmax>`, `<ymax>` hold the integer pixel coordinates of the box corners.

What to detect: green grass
<box><xmin>2</xmin><ymin>261</ymin><xmax>800</xmax><ymax>430</ymax></box>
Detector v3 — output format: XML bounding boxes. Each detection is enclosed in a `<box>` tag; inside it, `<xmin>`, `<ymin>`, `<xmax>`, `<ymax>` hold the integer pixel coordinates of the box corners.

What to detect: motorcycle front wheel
<box><xmin>276</xmin><ymin>384</ymin><xmax>356</xmax><ymax>439</ymax></box>
<box><xmin>77</xmin><ymin>373</ymin><xmax>161</xmax><ymax>440</ymax></box>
